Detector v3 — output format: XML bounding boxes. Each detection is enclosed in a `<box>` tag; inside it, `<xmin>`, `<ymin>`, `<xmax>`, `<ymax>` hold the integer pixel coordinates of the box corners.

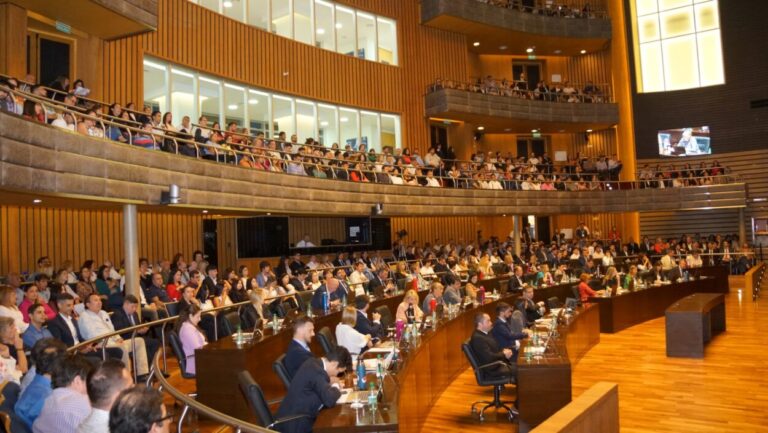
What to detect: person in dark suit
<box><xmin>507</xmin><ymin>266</ymin><xmax>528</xmax><ymax>293</ymax></box>
<box><xmin>284</xmin><ymin>316</ymin><xmax>315</xmax><ymax>379</ymax></box>
<box><xmin>289</xmin><ymin>253</ymin><xmax>305</xmax><ymax>275</ymax></box>
<box><xmin>111</xmin><ymin>295</ymin><xmax>161</xmax><ymax>367</ymax></box>
<box><xmin>201</xmin><ymin>266</ymin><xmax>220</xmax><ymax>297</ymax></box>
<box><xmin>367</xmin><ymin>268</ymin><xmax>393</xmax><ymax>298</ymax></box>
<box><xmin>47</xmin><ymin>293</ymin><xmax>123</xmax><ymax>360</ymax></box>
<box><xmin>275</xmin><ymin>346</ymin><xmax>351</xmax><ymax>433</ymax></box>
<box><xmin>289</xmin><ymin>268</ymin><xmax>309</xmax><ymax>292</ymax></box>
<box><xmin>667</xmin><ymin>259</ymin><xmax>687</xmax><ymax>282</ymax></box>
<box><xmin>310</xmin><ymin>278</ymin><xmax>345</xmax><ymax>310</ymax></box>
<box><xmin>515</xmin><ymin>286</ymin><xmax>544</xmax><ymax>326</ymax></box>
<box><xmin>626</xmin><ymin>238</ymin><xmax>640</xmax><ymax>255</ymax></box>
<box><xmin>353</xmin><ymin>295</ymin><xmax>384</xmax><ymax>339</ymax></box>
<box><xmin>469</xmin><ymin>312</ymin><xmax>515</xmax><ymax>379</ymax></box>
<box><xmin>491</xmin><ymin>303</ymin><xmax>528</xmax><ymax>354</ymax></box>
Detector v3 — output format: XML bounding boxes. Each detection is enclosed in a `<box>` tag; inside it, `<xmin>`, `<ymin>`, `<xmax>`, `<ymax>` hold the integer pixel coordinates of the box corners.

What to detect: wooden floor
<box><xmin>165</xmin><ymin>278</ymin><xmax>768</xmax><ymax>433</ymax></box>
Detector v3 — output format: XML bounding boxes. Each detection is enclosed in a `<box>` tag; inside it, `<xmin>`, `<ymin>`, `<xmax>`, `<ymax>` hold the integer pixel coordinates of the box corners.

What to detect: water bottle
<box><xmin>532</xmin><ymin>331</ymin><xmax>539</xmax><ymax>347</ymax></box>
<box><xmin>478</xmin><ymin>286</ymin><xmax>486</xmax><ymax>303</ymax></box>
<box><xmin>272</xmin><ymin>315</ymin><xmax>279</xmax><ymax>332</ymax></box>
<box><xmin>376</xmin><ymin>355</ymin><xmax>384</xmax><ymax>380</ymax></box>
<box><xmin>342</xmin><ymin>293</ymin><xmax>347</xmax><ymax>307</ymax></box>
<box><xmin>322</xmin><ymin>291</ymin><xmax>329</xmax><ymax>312</ymax></box>
<box><xmin>357</xmin><ymin>358</ymin><xmax>366</xmax><ymax>390</ymax></box>
<box><xmin>429</xmin><ymin>297</ymin><xmax>437</xmax><ymax>314</ymax></box>
<box><xmin>236</xmin><ymin>325</ymin><xmax>243</xmax><ymax>344</ymax></box>
<box><xmin>368</xmin><ymin>382</ymin><xmax>378</xmax><ymax>410</ymax></box>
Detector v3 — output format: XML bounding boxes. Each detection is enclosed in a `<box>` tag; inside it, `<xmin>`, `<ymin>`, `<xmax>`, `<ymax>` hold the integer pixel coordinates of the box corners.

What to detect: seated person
<box><xmin>15</xmin><ymin>338</ymin><xmax>65</xmax><ymax>430</ymax></box>
<box><xmin>108</xmin><ymin>386</ymin><xmax>169</xmax><ymax>433</ymax></box>
<box><xmin>77</xmin><ymin>359</ymin><xmax>134</xmax><ymax>433</ymax></box>
<box><xmin>310</xmin><ymin>278</ymin><xmax>345</xmax><ymax>310</ymax></box>
<box><xmin>469</xmin><ymin>312</ymin><xmax>515</xmax><ymax>379</ymax></box>
<box><xmin>274</xmin><ymin>346</ymin><xmax>351</xmax><ymax>433</ymax></box>
<box><xmin>395</xmin><ymin>290</ymin><xmax>424</xmax><ymax>324</ymax></box>
<box><xmin>442</xmin><ymin>275</ymin><xmax>462</xmax><ymax>305</ymax></box>
<box><xmin>78</xmin><ymin>294</ymin><xmax>150</xmax><ymax>379</ymax></box>
<box><xmin>335</xmin><ymin>306</ymin><xmax>372</xmax><ymax>356</ymax></box>
<box><xmin>175</xmin><ymin>304</ymin><xmax>207</xmax><ymax>376</ymax></box>
<box><xmin>367</xmin><ymin>268</ymin><xmax>394</xmax><ymax>297</ymax></box>
<box><xmin>515</xmin><ymin>286</ymin><xmax>546</xmax><ymax>326</ymax></box>
<box><xmin>577</xmin><ymin>272</ymin><xmax>603</xmax><ymax>303</ymax></box>
<box><xmin>667</xmin><ymin>259</ymin><xmax>687</xmax><ymax>282</ymax></box>
<box><xmin>111</xmin><ymin>295</ymin><xmax>162</xmax><ymax>369</ymax></box>
<box><xmin>22</xmin><ymin>303</ymin><xmax>54</xmax><ymax>349</ymax></box>
<box><xmin>491</xmin><ymin>302</ymin><xmax>529</xmax><ymax>355</ymax></box>
<box><xmin>623</xmin><ymin>265</ymin><xmax>639</xmax><ymax>290</ymax></box>
<box><xmin>507</xmin><ymin>266</ymin><xmax>528</xmax><ymax>292</ymax></box>
<box><xmin>284</xmin><ymin>316</ymin><xmax>315</xmax><ymax>379</ymax></box>
<box><xmin>0</xmin><ymin>317</ymin><xmax>27</xmax><ymax>383</ymax></box>
<box><xmin>601</xmin><ymin>266</ymin><xmax>621</xmax><ymax>295</ymax></box>
<box><xmin>32</xmin><ymin>354</ymin><xmax>93</xmax><ymax>433</ymax></box>
<box><xmin>47</xmin><ymin>293</ymin><xmax>124</xmax><ymax>362</ymax></box>
<box><xmin>143</xmin><ymin>273</ymin><xmax>172</xmax><ymax>311</ymax></box>
<box><xmin>240</xmin><ymin>289</ymin><xmax>272</xmax><ymax>330</ymax></box>
<box><xmin>353</xmin><ymin>295</ymin><xmax>384</xmax><ymax>339</ymax></box>
<box><xmin>422</xmin><ymin>282</ymin><xmax>445</xmax><ymax>314</ymax></box>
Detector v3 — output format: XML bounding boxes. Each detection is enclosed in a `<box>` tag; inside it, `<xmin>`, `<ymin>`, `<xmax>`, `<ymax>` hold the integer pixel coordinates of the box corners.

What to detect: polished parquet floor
<box><xmin>167</xmin><ymin>280</ymin><xmax>768</xmax><ymax>433</ymax></box>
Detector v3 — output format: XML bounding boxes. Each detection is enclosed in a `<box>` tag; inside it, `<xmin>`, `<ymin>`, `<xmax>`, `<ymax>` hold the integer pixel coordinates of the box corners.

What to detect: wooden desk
<box><xmin>665</xmin><ymin>293</ymin><xmax>726</xmax><ymax>358</ymax></box>
<box><xmin>587</xmin><ymin>277</ymin><xmax>726</xmax><ymax>333</ymax></box>
<box><xmin>516</xmin><ymin>303</ymin><xmax>600</xmax><ymax>433</ymax></box>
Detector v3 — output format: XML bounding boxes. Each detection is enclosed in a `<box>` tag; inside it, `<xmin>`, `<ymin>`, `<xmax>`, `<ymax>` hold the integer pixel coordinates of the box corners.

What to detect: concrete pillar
<box><xmin>0</xmin><ymin>3</ymin><xmax>27</xmax><ymax>78</ymax></box>
<box><xmin>123</xmin><ymin>204</ymin><xmax>139</xmax><ymax>299</ymax></box>
<box><xmin>738</xmin><ymin>208</ymin><xmax>746</xmax><ymax>246</ymax></box>
<box><xmin>513</xmin><ymin>215</ymin><xmax>522</xmax><ymax>257</ymax></box>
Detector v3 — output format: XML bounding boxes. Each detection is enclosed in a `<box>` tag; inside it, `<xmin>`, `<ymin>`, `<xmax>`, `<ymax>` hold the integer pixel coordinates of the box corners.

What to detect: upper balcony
<box><xmin>14</xmin><ymin>0</ymin><xmax>157</xmax><ymax>39</ymax></box>
<box><xmin>421</xmin><ymin>0</ymin><xmax>612</xmax><ymax>55</ymax></box>
<box><xmin>425</xmin><ymin>82</ymin><xmax>619</xmax><ymax>133</ymax></box>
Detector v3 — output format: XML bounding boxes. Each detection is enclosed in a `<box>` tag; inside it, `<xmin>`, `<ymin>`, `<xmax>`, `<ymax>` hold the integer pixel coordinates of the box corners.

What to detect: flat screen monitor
<box><xmin>658</xmin><ymin>126</ymin><xmax>711</xmax><ymax>157</ymax></box>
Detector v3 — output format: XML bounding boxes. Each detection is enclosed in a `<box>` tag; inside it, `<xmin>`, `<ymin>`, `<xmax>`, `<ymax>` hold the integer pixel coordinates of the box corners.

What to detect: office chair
<box><xmin>221</xmin><ymin>311</ymin><xmax>242</xmax><ymax>335</ymax></box>
<box><xmin>375</xmin><ymin>305</ymin><xmax>394</xmax><ymax>330</ymax></box>
<box><xmin>298</xmin><ymin>291</ymin><xmax>314</xmax><ymax>312</ymax></box>
<box><xmin>238</xmin><ymin>370</ymin><xmax>309</xmax><ymax>429</ymax></box>
<box><xmin>168</xmin><ymin>330</ymin><xmax>196</xmax><ymax>380</ymax></box>
<box><xmin>164</xmin><ymin>301</ymin><xmax>180</xmax><ymax>317</ymax></box>
<box><xmin>547</xmin><ymin>296</ymin><xmax>563</xmax><ymax>309</ymax></box>
<box><xmin>461</xmin><ymin>339</ymin><xmax>517</xmax><ymax>422</ymax></box>
<box><xmin>316</xmin><ymin>326</ymin><xmax>336</xmax><ymax>356</ymax></box>
<box><xmin>273</xmin><ymin>353</ymin><xmax>292</xmax><ymax>391</ymax></box>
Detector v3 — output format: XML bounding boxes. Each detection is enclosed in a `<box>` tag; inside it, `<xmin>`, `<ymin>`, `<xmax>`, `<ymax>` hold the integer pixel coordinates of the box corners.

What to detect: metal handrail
<box><xmin>428</xmin><ymin>79</ymin><xmax>614</xmax><ymax>103</ymax></box>
<box><xmin>3</xmin><ymin>84</ymin><xmax>745</xmax><ymax>191</ymax></box>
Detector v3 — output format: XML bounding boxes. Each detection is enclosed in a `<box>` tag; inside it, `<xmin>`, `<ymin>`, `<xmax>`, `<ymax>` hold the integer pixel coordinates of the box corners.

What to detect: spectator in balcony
<box><xmin>424</xmin><ymin>147</ymin><xmax>441</xmax><ymax>167</ymax></box>
<box><xmin>0</xmin><ymin>82</ymin><xmax>19</xmax><ymax>113</ymax></box>
<box><xmin>76</xmin><ymin>110</ymin><xmax>103</xmax><ymax>138</ymax></box>
<box><xmin>137</xmin><ymin>105</ymin><xmax>151</xmax><ymax>125</ymax></box>
<box><xmin>48</xmin><ymin>76</ymin><xmax>70</xmax><ymax>101</ymax></box>
<box><xmin>22</xmin><ymin>100</ymin><xmax>45</xmax><ymax>123</ymax></box>
<box><xmin>583</xmin><ymin>81</ymin><xmax>599</xmax><ymax>102</ymax></box>
<box><xmin>425</xmin><ymin>170</ymin><xmax>441</xmax><ymax>187</ymax></box>
<box><xmin>562</xmin><ymin>81</ymin><xmax>578</xmax><ymax>102</ymax></box>
<box><xmin>52</xmin><ymin>111</ymin><xmax>76</xmax><ymax>131</ymax></box>
<box><xmin>132</xmin><ymin>122</ymin><xmax>156</xmax><ymax>150</ymax></box>
<box><xmin>534</xmin><ymin>81</ymin><xmax>550</xmax><ymax>101</ymax></box>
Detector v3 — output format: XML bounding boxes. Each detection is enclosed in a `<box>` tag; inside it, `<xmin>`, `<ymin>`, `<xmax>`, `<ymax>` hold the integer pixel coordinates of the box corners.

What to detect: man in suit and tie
<box><xmin>111</xmin><ymin>295</ymin><xmax>161</xmax><ymax>369</ymax></box>
<box><xmin>275</xmin><ymin>345</ymin><xmax>351</xmax><ymax>433</ymax></box>
<box><xmin>367</xmin><ymin>268</ymin><xmax>393</xmax><ymax>298</ymax></box>
<box><xmin>284</xmin><ymin>316</ymin><xmax>315</xmax><ymax>379</ymax></box>
<box><xmin>507</xmin><ymin>266</ymin><xmax>528</xmax><ymax>293</ymax></box>
<box><xmin>353</xmin><ymin>295</ymin><xmax>384</xmax><ymax>339</ymax></box>
<box><xmin>667</xmin><ymin>259</ymin><xmax>687</xmax><ymax>282</ymax></box>
<box><xmin>626</xmin><ymin>237</ymin><xmax>640</xmax><ymax>255</ymax></box>
<box><xmin>290</xmin><ymin>268</ymin><xmax>309</xmax><ymax>292</ymax></box>
<box><xmin>335</xmin><ymin>268</ymin><xmax>352</xmax><ymax>298</ymax></box>
<box><xmin>515</xmin><ymin>286</ymin><xmax>544</xmax><ymax>326</ymax></box>
<box><xmin>201</xmin><ymin>265</ymin><xmax>221</xmax><ymax>297</ymax></box>
<box><xmin>47</xmin><ymin>293</ymin><xmax>123</xmax><ymax>361</ymax></box>
<box><xmin>491</xmin><ymin>303</ymin><xmax>529</xmax><ymax>360</ymax></box>
<box><xmin>310</xmin><ymin>278</ymin><xmax>346</xmax><ymax>311</ymax></box>
<box><xmin>639</xmin><ymin>236</ymin><xmax>653</xmax><ymax>254</ymax></box>
<box><xmin>469</xmin><ymin>312</ymin><xmax>515</xmax><ymax>379</ymax></box>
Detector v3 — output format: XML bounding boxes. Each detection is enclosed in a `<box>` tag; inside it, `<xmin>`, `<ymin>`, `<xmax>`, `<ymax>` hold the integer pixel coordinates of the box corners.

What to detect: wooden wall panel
<box><xmin>288</xmin><ymin>217</ymin><xmax>346</xmax><ymax>246</ymax></box>
<box><xmin>0</xmin><ymin>205</ymin><xmax>203</xmax><ymax>275</ymax></box>
<box><xmin>389</xmin><ymin>216</ymin><xmax>517</xmax><ymax>246</ymax></box>
<box><xmin>638</xmin><ymin>210</ymin><xmax>741</xmax><ymax>241</ymax></box>
<box><xmin>103</xmin><ymin>0</ymin><xmax>470</xmax><ymax>154</ymax></box>
<box><xmin>215</xmin><ymin>217</ymin><xmax>238</xmax><ymax>271</ymax></box>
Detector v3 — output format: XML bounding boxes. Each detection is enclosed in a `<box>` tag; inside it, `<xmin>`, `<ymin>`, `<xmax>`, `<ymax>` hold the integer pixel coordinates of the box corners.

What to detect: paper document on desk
<box><xmin>337</xmin><ymin>389</ymin><xmax>370</xmax><ymax>404</ymax></box>
<box><xmin>374</xmin><ymin>340</ymin><xmax>398</xmax><ymax>349</ymax></box>
<box><xmin>367</xmin><ymin>346</ymin><xmax>399</xmax><ymax>354</ymax></box>
<box><xmin>362</xmin><ymin>351</ymin><xmax>395</xmax><ymax>372</ymax></box>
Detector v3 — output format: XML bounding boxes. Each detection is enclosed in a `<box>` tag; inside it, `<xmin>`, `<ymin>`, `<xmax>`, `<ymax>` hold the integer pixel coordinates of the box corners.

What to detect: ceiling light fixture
<box><xmin>526</xmin><ymin>47</ymin><xmax>534</xmax><ymax>53</ymax></box>
<box><xmin>531</xmin><ymin>129</ymin><xmax>538</xmax><ymax>133</ymax></box>
<box><xmin>316</xmin><ymin>28</ymin><xmax>325</xmax><ymax>35</ymax></box>
<box><xmin>554</xmin><ymin>49</ymin><xmax>562</xmax><ymax>54</ymax></box>
<box><xmin>473</xmin><ymin>41</ymin><xmax>480</xmax><ymax>47</ymax></box>
<box><xmin>202</xmin><ymin>210</ymin><xmax>209</xmax><ymax>214</ymax></box>
<box><xmin>586</xmin><ymin>129</ymin><xmax>593</xmax><ymax>132</ymax></box>
<box><xmin>335</xmin><ymin>23</ymin><xmax>343</xmax><ymax>29</ymax></box>
<box><xmin>477</xmin><ymin>126</ymin><xmax>485</xmax><ymax>131</ymax></box>
<box><xmin>320</xmin><ymin>121</ymin><xmax>329</xmax><ymax>126</ymax></box>
<box><xmin>223</xmin><ymin>1</ymin><xmax>233</xmax><ymax>8</ymax></box>
<box><xmin>340</xmin><ymin>117</ymin><xmax>349</xmax><ymax>122</ymax></box>
<box><xmin>499</xmin><ymin>45</ymin><xmax>508</xmax><ymax>50</ymax></box>
<box><xmin>248</xmin><ymin>99</ymin><xmax>259</xmax><ymax>105</ymax></box>
<box><xmin>33</xmin><ymin>199</ymin><xmax>42</xmax><ymax>204</ymax></box>
<box><xmin>227</xmin><ymin>104</ymin><xmax>238</xmax><ymax>110</ymax></box>
<box><xmin>580</xmin><ymin>49</ymin><xmax>587</xmax><ymax>54</ymax></box>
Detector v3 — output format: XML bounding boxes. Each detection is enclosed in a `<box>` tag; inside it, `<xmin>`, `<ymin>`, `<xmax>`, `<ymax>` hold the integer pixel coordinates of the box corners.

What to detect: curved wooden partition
<box><xmin>0</xmin><ymin>111</ymin><xmax>747</xmax><ymax>216</ymax></box>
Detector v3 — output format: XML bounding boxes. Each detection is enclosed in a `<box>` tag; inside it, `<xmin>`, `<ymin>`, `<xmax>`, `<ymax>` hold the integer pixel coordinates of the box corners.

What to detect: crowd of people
<box><xmin>431</xmin><ymin>75</ymin><xmax>609</xmax><ymax>104</ymax></box>
<box><xmin>637</xmin><ymin>162</ymin><xmax>729</xmax><ymax>188</ymax></box>
<box><xmin>476</xmin><ymin>0</ymin><xmax>605</xmax><ymax>18</ymax></box>
<box><xmin>2</xmin><ymin>74</ymin><xmax>737</xmax><ymax>191</ymax></box>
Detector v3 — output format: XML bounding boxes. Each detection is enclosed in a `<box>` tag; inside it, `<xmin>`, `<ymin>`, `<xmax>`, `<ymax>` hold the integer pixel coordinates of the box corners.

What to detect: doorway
<box><xmin>27</xmin><ymin>31</ymin><xmax>72</xmax><ymax>86</ymax></box>
<box><xmin>512</xmin><ymin>62</ymin><xmax>542</xmax><ymax>89</ymax></box>
<box><xmin>516</xmin><ymin>136</ymin><xmax>549</xmax><ymax>158</ymax></box>
<box><xmin>430</xmin><ymin>124</ymin><xmax>448</xmax><ymax>150</ymax></box>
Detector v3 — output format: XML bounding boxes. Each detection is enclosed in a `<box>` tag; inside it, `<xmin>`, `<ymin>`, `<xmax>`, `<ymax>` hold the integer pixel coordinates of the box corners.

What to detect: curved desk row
<box><xmin>194</xmin><ymin>280</ymin><xmax>600</xmax><ymax>433</ymax></box>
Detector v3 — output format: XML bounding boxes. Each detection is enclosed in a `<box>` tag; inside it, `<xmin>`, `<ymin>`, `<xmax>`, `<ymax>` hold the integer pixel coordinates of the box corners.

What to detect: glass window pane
<box><xmin>314</xmin><ymin>0</ymin><xmax>335</xmax><ymax>51</ymax></box>
<box><xmin>660</xmin><ymin>6</ymin><xmax>694</xmax><ymax>38</ymax></box>
<box><xmin>697</xmin><ymin>30</ymin><xmax>724</xmax><ymax>86</ymax></box>
<box><xmin>199</xmin><ymin>0</ymin><xmax>220</xmax><ymax>12</ymax></box>
<box><xmin>294</xmin><ymin>0</ymin><xmax>312</xmax><ymax>44</ymax></box>
<box><xmin>272</xmin><ymin>95</ymin><xmax>295</xmax><ymax>139</ymax></box>
<box><xmin>224</xmin><ymin>84</ymin><xmax>246</xmax><ymax>130</ymax></box>
<box><xmin>694</xmin><ymin>1</ymin><xmax>719</xmax><ymax>31</ymax></box>
<box><xmin>638</xmin><ymin>14</ymin><xmax>660</xmax><ymax>43</ymax></box>
<box><xmin>248</xmin><ymin>90</ymin><xmax>270</xmax><ymax>137</ymax></box>
<box><xmin>360</xmin><ymin>111</ymin><xmax>378</xmax><ymax>152</ymax></box>
<box><xmin>380</xmin><ymin>114</ymin><xmax>400</xmax><ymax>150</ymax></box>
<box><xmin>171</xmin><ymin>67</ymin><xmax>195</xmax><ymax>129</ymax></box>
<box><xmin>317</xmin><ymin>104</ymin><xmax>337</xmax><ymax>146</ymax></box>
<box><xmin>271</xmin><ymin>0</ymin><xmax>292</xmax><ymax>37</ymax></box>
<box><xmin>296</xmin><ymin>100</ymin><xmax>316</xmax><ymax>142</ymax></box>
<box><xmin>223</xmin><ymin>0</ymin><xmax>245</xmax><ymax>22</ymax></box>
<box><xmin>336</xmin><ymin>6</ymin><xmax>355</xmax><ymax>56</ymax></box>
<box><xmin>658</xmin><ymin>0</ymin><xmax>691</xmax><ymax>11</ymax></box>
<box><xmin>356</xmin><ymin>12</ymin><xmax>376</xmax><ymax>61</ymax></box>
<box><xmin>339</xmin><ymin>108</ymin><xmax>359</xmax><ymax>150</ymax></box>
<box><xmin>662</xmin><ymin>34</ymin><xmax>699</xmax><ymax>90</ymax></box>
<box><xmin>247</xmin><ymin>0</ymin><xmax>270</xmax><ymax>30</ymax></box>
<box><xmin>199</xmin><ymin>77</ymin><xmax>221</xmax><ymax>126</ymax></box>
<box><xmin>376</xmin><ymin>17</ymin><xmax>397</xmax><ymax>65</ymax></box>
<box><xmin>143</xmin><ymin>59</ymin><xmax>168</xmax><ymax>114</ymax></box>
<box><xmin>640</xmin><ymin>42</ymin><xmax>665</xmax><ymax>92</ymax></box>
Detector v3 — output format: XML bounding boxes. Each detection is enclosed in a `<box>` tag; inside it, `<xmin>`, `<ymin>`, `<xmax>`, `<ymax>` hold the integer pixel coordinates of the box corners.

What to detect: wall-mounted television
<box><xmin>658</xmin><ymin>126</ymin><xmax>711</xmax><ymax>157</ymax></box>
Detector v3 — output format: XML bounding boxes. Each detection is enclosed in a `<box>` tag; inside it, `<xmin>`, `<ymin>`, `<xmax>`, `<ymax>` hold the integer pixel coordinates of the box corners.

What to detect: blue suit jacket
<box><xmin>310</xmin><ymin>285</ymin><xmax>345</xmax><ymax>310</ymax></box>
<box><xmin>354</xmin><ymin>310</ymin><xmax>383</xmax><ymax>339</ymax></box>
<box><xmin>491</xmin><ymin>318</ymin><xmax>526</xmax><ymax>349</ymax></box>
<box><xmin>275</xmin><ymin>358</ymin><xmax>341</xmax><ymax>433</ymax></box>
<box><xmin>284</xmin><ymin>339</ymin><xmax>314</xmax><ymax>379</ymax></box>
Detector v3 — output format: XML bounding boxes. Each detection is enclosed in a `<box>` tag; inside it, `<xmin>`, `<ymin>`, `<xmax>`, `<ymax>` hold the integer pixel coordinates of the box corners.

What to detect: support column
<box><xmin>738</xmin><ymin>208</ymin><xmax>746</xmax><ymax>246</ymax></box>
<box><xmin>123</xmin><ymin>204</ymin><xmax>139</xmax><ymax>300</ymax></box>
<box><xmin>513</xmin><ymin>216</ymin><xmax>522</xmax><ymax>257</ymax></box>
<box><xmin>0</xmin><ymin>3</ymin><xmax>27</xmax><ymax>78</ymax></box>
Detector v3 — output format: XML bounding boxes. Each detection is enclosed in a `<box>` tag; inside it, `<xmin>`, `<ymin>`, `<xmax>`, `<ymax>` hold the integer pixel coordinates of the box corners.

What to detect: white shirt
<box><xmin>426</xmin><ymin>177</ymin><xmax>441</xmax><ymax>187</ymax></box>
<box><xmin>349</xmin><ymin>271</ymin><xmax>369</xmax><ymax>295</ymax></box>
<box><xmin>390</xmin><ymin>175</ymin><xmax>403</xmax><ymax>185</ymax></box>
<box><xmin>76</xmin><ymin>408</ymin><xmax>109</xmax><ymax>433</ymax></box>
<box><xmin>296</xmin><ymin>240</ymin><xmax>316</xmax><ymax>248</ymax></box>
<box><xmin>0</xmin><ymin>305</ymin><xmax>28</xmax><ymax>333</ymax></box>
<box><xmin>78</xmin><ymin>310</ymin><xmax>118</xmax><ymax>343</ymax></box>
<box><xmin>60</xmin><ymin>313</ymin><xmax>81</xmax><ymax>344</ymax></box>
<box><xmin>335</xmin><ymin>323</ymin><xmax>368</xmax><ymax>355</ymax></box>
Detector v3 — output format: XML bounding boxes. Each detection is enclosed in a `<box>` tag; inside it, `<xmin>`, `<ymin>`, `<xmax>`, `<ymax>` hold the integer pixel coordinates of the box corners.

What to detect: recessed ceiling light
<box><xmin>340</xmin><ymin>117</ymin><xmax>349</xmax><ymax>122</ymax></box>
<box><xmin>477</xmin><ymin>126</ymin><xmax>485</xmax><ymax>131</ymax></box>
<box><xmin>202</xmin><ymin>210</ymin><xmax>209</xmax><ymax>214</ymax></box>
<box><xmin>266</xmin><ymin>212</ymin><xmax>272</xmax><ymax>216</ymax></box>
<box><xmin>504</xmin><ymin>128</ymin><xmax>511</xmax><ymax>132</ymax></box>
<box><xmin>586</xmin><ymin>129</ymin><xmax>593</xmax><ymax>132</ymax></box>
<box><xmin>223</xmin><ymin>1</ymin><xmax>233</xmax><ymax>8</ymax></box>
<box><xmin>316</xmin><ymin>28</ymin><xmax>325</xmax><ymax>35</ymax></box>
<box><xmin>473</xmin><ymin>41</ymin><xmax>480</xmax><ymax>47</ymax></box>
<box><xmin>531</xmin><ymin>129</ymin><xmax>538</xmax><ymax>133</ymax></box>
<box><xmin>227</xmin><ymin>104</ymin><xmax>238</xmax><ymax>110</ymax></box>
<box><xmin>499</xmin><ymin>45</ymin><xmax>508</xmax><ymax>50</ymax></box>
<box><xmin>335</xmin><ymin>23</ymin><xmax>343</xmax><ymax>29</ymax></box>
<box><xmin>320</xmin><ymin>121</ymin><xmax>329</xmax><ymax>127</ymax></box>
<box><xmin>580</xmin><ymin>49</ymin><xmax>587</xmax><ymax>54</ymax></box>
<box><xmin>32</xmin><ymin>199</ymin><xmax>42</xmax><ymax>204</ymax></box>
<box><xmin>554</xmin><ymin>49</ymin><xmax>562</xmax><ymax>54</ymax></box>
<box><xmin>526</xmin><ymin>47</ymin><xmax>534</xmax><ymax>53</ymax></box>
<box><xmin>502</xmin><ymin>214</ymin><xmax>507</xmax><ymax>217</ymax></box>
<box><xmin>248</xmin><ymin>99</ymin><xmax>259</xmax><ymax>105</ymax></box>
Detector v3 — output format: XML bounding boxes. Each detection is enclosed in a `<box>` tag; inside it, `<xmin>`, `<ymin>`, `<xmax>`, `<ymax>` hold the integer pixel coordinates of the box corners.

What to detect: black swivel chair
<box><xmin>164</xmin><ymin>301</ymin><xmax>180</xmax><ymax>317</ymax></box>
<box><xmin>571</xmin><ymin>285</ymin><xmax>581</xmax><ymax>302</ymax></box>
<box><xmin>238</xmin><ymin>370</ymin><xmax>309</xmax><ymax>430</ymax></box>
<box><xmin>273</xmin><ymin>353</ymin><xmax>292</xmax><ymax>391</ymax></box>
<box><xmin>461</xmin><ymin>339</ymin><xmax>518</xmax><ymax>422</ymax></box>
<box><xmin>375</xmin><ymin>305</ymin><xmax>394</xmax><ymax>330</ymax></box>
<box><xmin>316</xmin><ymin>326</ymin><xmax>336</xmax><ymax>356</ymax></box>
<box><xmin>547</xmin><ymin>296</ymin><xmax>563</xmax><ymax>309</ymax></box>
<box><xmin>298</xmin><ymin>291</ymin><xmax>314</xmax><ymax>312</ymax></box>
<box><xmin>168</xmin><ymin>330</ymin><xmax>196</xmax><ymax>380</ymax></box>
<box><xmin>220</xmin><ymin>311</ymin><xmax>242</xmax><ymax>336</ymax></box>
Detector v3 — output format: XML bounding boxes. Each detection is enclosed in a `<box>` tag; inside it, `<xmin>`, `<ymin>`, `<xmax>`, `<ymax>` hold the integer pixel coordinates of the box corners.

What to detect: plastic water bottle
<box><xmin>357</xmin><ymin>358</ymin><xmax>366</xmax><ymax>390</ymax></box>
<box><xmin>368</xmin><ymin>382</ymin><xmax>378</xmax><ymax>410</ymax></box>
<box><xmin>342</xmin><ymin>293</ymin><xmax>347</xmax><ymax>307</ymax></box>
<box><xmin>272</xmin><ymin>315</ymin><xmax>279</xmax><ymax>332</ymax></box>
<box><xmin>376</xmin><ymin>355</ymin><xmax>384</xmax><ymax>380</ymax></box>
<box><xmin>532</xmin><ymin>331</ymin><xmax>539</xmax><ymax>347</ymax></box>
<box><xmin>322</xmin><ymin>291</ymin><xmax>329</xmax><ymax>312</ymax></box>
<box><xmin>236</xmin><ymin>325</ymin><xmax>243</xmax><ymax>344</ymax></box>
